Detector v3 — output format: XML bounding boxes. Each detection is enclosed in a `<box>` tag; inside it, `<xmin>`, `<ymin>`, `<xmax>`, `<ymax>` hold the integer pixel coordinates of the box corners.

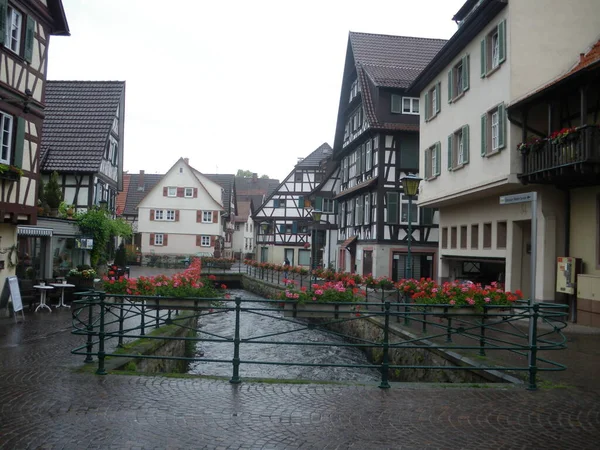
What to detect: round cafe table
<box><xmin>50</xmin><ymin>283</ymin><xmax>75</xmax><ymax>308</ymax></box>
<box><xmin>33</xmin><ymin>285</ymin><xmax>55</xmax><ymax>312</ymax></box>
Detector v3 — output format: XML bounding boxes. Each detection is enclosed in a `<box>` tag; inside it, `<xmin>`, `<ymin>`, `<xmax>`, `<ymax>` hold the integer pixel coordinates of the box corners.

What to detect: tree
<box><xmin>45</xmin><ymin>171</ymin><xmax>63</xmax><ymax>209</ymax></box>
<box><xmin>236</xmin><ymin>169</ymin><xmax>270</xmax><ymax>179</ymax></box>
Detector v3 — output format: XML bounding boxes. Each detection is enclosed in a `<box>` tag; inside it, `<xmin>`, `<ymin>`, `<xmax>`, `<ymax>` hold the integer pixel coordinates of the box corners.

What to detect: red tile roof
<box><xmin>116</xmin><ymin>173</ymin><xmax>130</xmax><ymax>216</ymax></box>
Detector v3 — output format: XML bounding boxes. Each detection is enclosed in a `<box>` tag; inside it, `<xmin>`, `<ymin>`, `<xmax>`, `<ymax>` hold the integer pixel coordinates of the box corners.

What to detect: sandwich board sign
<box><xmin>0</xmin><ymin>276</ymin><xmax>24</xmax><ymax>322</ymax></box>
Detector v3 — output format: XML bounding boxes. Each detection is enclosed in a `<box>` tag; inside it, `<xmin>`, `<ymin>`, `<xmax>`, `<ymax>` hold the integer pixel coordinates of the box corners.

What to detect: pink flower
<box><xmin>432</xmin><ymin>288</ymin><xmax>438</xmax><ymax>293</ymax></box>
<box><xmin>466</xmin><ymin>297</ymin><xmax>475</xmax><ymax>305</ymax></box>
<box><xmin>315</xmin><ymin>289</ymin><xmax>323</xmax><ymax>295</ymax></box>
<box><xmin>484</xmin><ymin>297</ymin><xmax>491</xmax><ymax>303</ymax></box>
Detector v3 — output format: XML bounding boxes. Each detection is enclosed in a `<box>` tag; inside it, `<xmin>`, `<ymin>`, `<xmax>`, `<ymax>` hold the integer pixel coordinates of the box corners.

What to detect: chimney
<box><xmin>252</xmin><ymin>173</ymin><xmax>258</xmax><ymax>183</ymax></box>
<box><xmin>138</xmin><ymin>170</ymin><xmax>145</xmax><ymax>191</ymax></box>
<box><xmin>183</xmin><ymin>158</ymin><xmax>189</xmax><ymax>165</ymax></box>
<box><xmin>580</xmin><ymin>53</ymin><xmax>585</xmax><ymax>63</ymax></box>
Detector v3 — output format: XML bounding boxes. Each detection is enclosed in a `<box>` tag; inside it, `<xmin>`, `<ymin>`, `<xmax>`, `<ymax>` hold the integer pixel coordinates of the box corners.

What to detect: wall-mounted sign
<box><xmin>76</xmin><ymin>238</ymin><xmax>94</xmax><ymax>250</ymax></box>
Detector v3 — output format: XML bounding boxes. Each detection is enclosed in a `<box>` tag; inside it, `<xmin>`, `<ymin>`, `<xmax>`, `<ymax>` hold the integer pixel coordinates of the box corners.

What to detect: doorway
<box><xmin>392</xmin><ymin>253</ymin><xmax>433</xmax><ymax>281</ymax></box>
<box><xmin>284</xmin><ymin>248</ymin><xmax>294</xmax><ymax>266</ymax></box>
<box><xmin>363</xmin><ymin>250</ymin><xmax>373</xmax><ymax>276</ymax></box>
<box><xmin>260</xmin><ymin>247</ymin><xmax>269</xmax><ymax>263</ymax></box>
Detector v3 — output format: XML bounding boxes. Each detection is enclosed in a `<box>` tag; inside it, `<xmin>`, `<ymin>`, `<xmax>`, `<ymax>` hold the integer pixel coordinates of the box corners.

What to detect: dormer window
<box><xmin>391</xmin><ymin>95</ymin><xmax>419</xmax><ymax>115</ymax></box>
<box><xmin>349</xmin><ymin>79</ymin><xmax>360</xmax><ymax>103</ymax></box>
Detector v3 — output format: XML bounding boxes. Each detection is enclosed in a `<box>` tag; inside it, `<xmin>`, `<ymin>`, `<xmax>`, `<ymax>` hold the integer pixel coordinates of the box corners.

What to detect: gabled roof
<box><xmin>349</xmin><ymin>32</ymin><xmax>447</xmax><ymax>89</ymax></box>
<box><xmin>236</xmin><ymin>200</ymin><xmax>251</xmax><ymax>222</ymax></box>
<box><xmin>296</xmin><ymin>143</ymin><xmax>332</xmax><ymax>168</ymax></box>
<box><xmin>46</xmin><ymin>0</ymin><xmax>70</xmax><ymax>36</ymax></box>
<box><xmin>123</xmin><ymin>172</ymin><xmax>163</xmax><ymax>216</ymax></box>
<box><xmin>40</xmin><ymin>80</ymin><xmax>125</xmax><ymax>172</ymax></box>
<box><xmin>204</xmin><ymin>174</ymin><xmax>236</xmax><ymax>217</ymax></box>
<box><xmin>116</xmin><ymin>173</ymin><xmax>130</xmax><ymax>216</ymax></box>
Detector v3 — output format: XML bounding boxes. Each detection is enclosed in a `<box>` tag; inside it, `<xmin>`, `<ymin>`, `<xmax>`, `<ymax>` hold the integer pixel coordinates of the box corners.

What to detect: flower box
<box><xmin>428</xmin><ymin>306</ymin><xmax>512</xmax><ymax>316</ymax></box>
<box><xmin>283</xmin><ymin>302</ymin><xmax>356</xmax><ymax>318</ymax></box>
<box><xmin>140</xmin><ymin>298</ymin><xmax>214</xmax><ymax>311</ymax></box>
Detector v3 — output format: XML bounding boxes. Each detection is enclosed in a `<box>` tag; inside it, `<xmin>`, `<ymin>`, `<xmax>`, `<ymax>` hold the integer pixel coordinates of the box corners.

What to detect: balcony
<box><xmin>519</xmin><ymin>125</ymin><xmax>600</xmax><ymax>186</ymax></box>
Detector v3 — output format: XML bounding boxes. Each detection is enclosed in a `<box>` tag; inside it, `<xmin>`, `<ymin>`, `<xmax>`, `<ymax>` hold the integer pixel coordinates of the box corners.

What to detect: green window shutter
<box><xmin>447</xmin><ymin>69</ymin><xmax>453</xmax><ymax>103</ymax></box>
<box><xmin>481</xmin><ymin>114</ymin><xmax>487</xmax><ymax>156</ymax></box>
<box><xmin>498</xmin><ymin>103</ymin><xmax>506</xmax><ymax>149</ymax></box>
<box><xmin>315</xmin><ymin>196</ymin><xmax>323</xmax><ymax>211</ymax></box>
<box><xmin>480</xmin><ymin>38</ymin><xmax>487</xmax><ymax>77</ymax></box>
<box><xmin>24</xmin><ymin>17</ymin><xmax>35</xmax><ymax>63</ymax></box>
<box><xmin>424</xmin><ymin>91</ymin><xmax>430</xmax><ymax>120</ymax></box>
<box><xmin>387</xmin><ymin>192</ymin><xmax>398</xmax><ymax>224</ymax></box>
<box><xmin>435</xmin><ymin>142</ymin><xmax>441</xmax><ymax>176</ymax></box>
<box><xmin>298</xmin><ymin>196</ymin><xmax>304</xmax><ymax>208</ymax></box>
<box><xmin>462</xmin><ymin>55</ymin><xmax>470</xmax><ymax>91</ymax></box>
<box><xmin>462</xmin><ymin>125</ymin><xmax>470</xmax><ymax>164</ymax></box>
<box><xmin>447</xmin><ymin>135</ymin><xmax>453</xmax><ymax>170</ymax></box>
<box><xmin>279</xmin><ymin>224</ymin><xmax>285</xmax><ymax>233</ymax></box>
<box><xmin>292</xmin><ymin>222</ymin><xmax>298</xmax><ymax>234</ymax></box>
<box><xmin>356</xmin><ymin>148</ymin><xmax>362</xmax><ymax>173</ymax></box>
<box><xmin>333</xmin><ymin>200</ymin><xmax>338</xmax><ymax>214</ymax></box>
<box><xmin>435</xmin><ymin>82</ymin><xmax>441</xmax><ymax>114</ymax></box>
<box><xmin>273</xmin><ymin>199</ymin><xmax>279</xmax><ymax>208</ymax></box>
<box><xmin>13</xmin><ymin>117</ymin><xmax>25</xmax><ymax>168</ymax></box>
<box><xmin>391</xmin><ymin>94</ymin><xmax>401</xmax><ymax>113</ymax></box>
<box><xmin>498</xmin><ymin>20</ymin><xmax>506</xmax><ymax>64</ymax></box>
<box><xmin>423</xmin><ymin>208</ymin><xmax>434</xmax><ymax>225</ymax></box>
<box><xmin>424</xmin><ymin>148</ymin><xmax>431</xmax><ymax>179</ymax></box>
<box><xmin>0</xmin><ymin>0</ymin><xmax>7</xmax><ymax>46</ymax></box>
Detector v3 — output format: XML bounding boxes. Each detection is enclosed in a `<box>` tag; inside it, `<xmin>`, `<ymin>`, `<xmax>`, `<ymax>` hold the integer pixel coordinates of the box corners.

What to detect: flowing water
<box><xmin>188</xmin><ymin>289</ymin><xmax>380</xmax><ymax>383</ymax></box>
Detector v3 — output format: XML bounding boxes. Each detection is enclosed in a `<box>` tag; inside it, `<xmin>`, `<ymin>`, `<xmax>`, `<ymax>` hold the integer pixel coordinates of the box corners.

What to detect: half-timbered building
<box><xmin>253</xmin><ymin>143</ymin><xmax>331</xmax><ymax>266</ymax></box>
<box><xmin>329</xmin><ymin>32</ymin><xmax>445</xmax><ymax>279</ymax></box>
<box><xmin>40</xmin><ymin>80</ymin><xmax>126</xmax><ymax>215</ymax></box>
<box><xmin>0</xmin><ymin>0</ymin><xmax>69</xmax><ymax>293</ymax></box>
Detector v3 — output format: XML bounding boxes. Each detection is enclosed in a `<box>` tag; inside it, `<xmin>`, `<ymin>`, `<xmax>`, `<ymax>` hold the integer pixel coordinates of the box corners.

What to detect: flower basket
<box><xmin>283</xmin><ymin>301</ymin><xmax>356</xmax><ymax>318</ymax></box>
<box><xmin>67</xmin><ymin>276</ymin><xmax>96</xmax><ymax>290</ymax></box>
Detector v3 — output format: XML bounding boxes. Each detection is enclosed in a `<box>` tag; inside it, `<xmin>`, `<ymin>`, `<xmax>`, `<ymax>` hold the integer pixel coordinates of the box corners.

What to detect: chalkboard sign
<box><xmin>8</xmin><ymin>276</ymin><xmax>23</xmax><ymax>313</ymax></box>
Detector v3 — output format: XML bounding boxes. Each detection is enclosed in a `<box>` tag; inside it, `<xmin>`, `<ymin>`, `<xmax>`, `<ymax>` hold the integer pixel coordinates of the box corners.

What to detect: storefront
<box><xmin>16</xmin><ymin>226</ymin><xmax>53</xmax><ymax>281</ymax></box>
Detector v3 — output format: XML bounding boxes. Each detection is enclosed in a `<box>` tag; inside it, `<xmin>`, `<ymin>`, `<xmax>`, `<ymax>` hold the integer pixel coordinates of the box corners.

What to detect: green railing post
<box><xmin>403</xmin><ymin>293</ymin><xmax>410</xmax><ymax>326</ymax></box>
<box><xmin>84</xmin><ymin>293</ymin><xmax>95</xmax><ymax>363</ymax></box>
<box><xmin>141</xmin><ymin>300</ymin><xmax>146</xmax><ymax>336</ymax></box>
<box><xmin>96</xmin><ymin>292</ymin><xmax>107</xmax><ymax>375</ymax></box>
<box><xmin>379</xmin><ymin>301</ymin><xmax>391</xmax><ymax>389</ymax></box>
<box><xmin>527</xmin><ymin>303</ymin><xmax>540</xmax><ymax>391</ymax></box>
<box><xmin>380</xmin><ymin>289</ymin><xmax>384</xmax><ymax>312</ymax></box>
<box><xmin>155</xmin><ymin>299</ymin><xmax>160</xmax><ymax>328</ymax></box>
<box><xmin>479</xmin><ymin>309</ymin><xmax>487</xmax><ymax>356</ymax></box>
<box><xmin>230</xmin><ymin>296</ymin><xmax>242</xmax><ymax>384</ymax></box>
<box><xmin>446</xmin><ymin>311</ymin><xmax>452</xmax><ymax>343</ymax></box>
<box><xmin>117</xmin><ymin>297</ymin><xmax>125</xmax><ymax>348</ymax></box>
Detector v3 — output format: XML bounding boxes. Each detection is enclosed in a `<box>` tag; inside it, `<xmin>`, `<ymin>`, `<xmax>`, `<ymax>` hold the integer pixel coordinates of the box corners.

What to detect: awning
<box><xmin>341</xmin><ymin>235</ymin><xmax>358</xmax><ymax>249</ymax></box>
<box><xmin>17</xmin><ymin>226</ymin><xmax>53</xmax><ymax>237</ymax></box>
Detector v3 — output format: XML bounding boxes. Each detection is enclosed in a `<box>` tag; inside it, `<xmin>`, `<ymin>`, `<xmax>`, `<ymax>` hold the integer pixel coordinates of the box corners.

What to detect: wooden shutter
<box><xmin>435</xmin><ymin>82</ymin><xmax>441</xmax><ymax>114</ymax></box>
<box><xmin>387</xmin><ymin>192</ymin><xmax>398</xmax><ymax>224</ymax></box>
<box><xmin>193</xmin><ymin>188</ymin><xmax>198</xmax><ymax>198</ymax></box>
<box><xmin>480</xmin><ymin>38</ymin><xmax>487</xmax><ymax>77</ymax></box>
<box><xmin>315</xmin><ymin>196</ymin><xmax>323</xmax><ymax>211</ymax></box>
<box><xmin>279</xmin><ymin>224</ymin><xmax>285</xmax><ymax>233</ymax></box>
<box><xmin>424</xmin><ymin>91</ymin><xmax>430</xmax><ymax>120</ymax></box>
<box><xmin>163</xmin><ymin>234</ymin><xmax>168</xmax><ymax>246</ymax></box>
<box><xmin>150</xmin><ymin>209</ymin><xmax>155</xmax><ymax>220</ymax></box>
<box><xmin>0</xmin><ymin>0</ymin><xmax>7</xmax><ymax>45</ymax></box>
<box><xmin>435</xmin><ymin>142</ymin><xmax>441</xmax><ymax>176</ymax></box>
<box><xmin>196</xmin><ymin>235</ymin><xmax>201</xmax><ymax>246</ymax></box>
<box><xmin>422</xmin><ymin>208</ymin><xmax>435</xmax><ymax>225</ymax></box>
<box><xmin>175</xmin><ymin>210</ymin><xmax>180</xmax><ymax>222</ymax></box>
<box><xmin>24</xmin><ymin>17</ymin><xmax>35</xmax><ymax>63</ymax></box>
<box><xmin>292</xmin><ymin>222</ymin><xmax>298</xmax><ymax>234</ymax></box>
<box><xmin>163</xmin><ymin>187</ymin><xmax>168</xmax><ymax>196</ymax></box>
<box><xmin>481</xmin><ymin>114</ymin><xmax>487</xmax><ymax>156</ymax></box>
<box><xmin>298</xmin><ymin>196</ymin><xmax>304</xmax><ymax>208</ymax></box>
<box><xmin>462</xmin><ymin>125</ymin><xmax>470</xmax><ymax>164</ymax></box>
<box><xmin>498</xmin><ymin>20</ymin><xmax>506</xmax><ymax>64</ymax></box>
<box><xmin>462</xmin><ymin>55</ymin><xmax>470</xmax><ymax>91</ymax></box>
<box><xmin>13</xmin><ymin>117</ymin><xmax>25</xmax><ymax>168</ymax></box>
<box><xmin>177</xmin><ymin>187</ymin><xmax>184</xmax><ymax>197</ymax></box>
<box><xmin>213</xmin><ymin>211</ymin><xmax>219</xmax><ymax>223</ymax></box>
<box><xmin>196</xmin><ymin>210</ymin><xmax>202</xmax><ymax>222</ymax></box>
<box><xmin>210</xmin><ymin>236</ymin><xmax>215</xmax><ymax>247</ymax></box>
<box><xmin>498</xmin><ymin>103</ymin><xmax>506</xmax><ymax>149</ymax></box>
<box><xmin>149</xmin><ymin>233</ymin><xmax>155</xmax><ymax>246</ymax></box>
<box><xmin>447</xmin><ymin>135</ymin><xmax>453</xmax><ymax>170</ymax></box>
<box><xmin>447</xmin><ymin>69</ymin><xmax>453</xmax><ymax>102</ymax></box>
<box><xmin>424</xmin><ymin>148</ymin><xmax>431</xmax><ymax>179</ymax></box>
<box><xmin>273</xmin><ymin>199</ymin><xmax>280</xmax><ymax>208</ymax></box>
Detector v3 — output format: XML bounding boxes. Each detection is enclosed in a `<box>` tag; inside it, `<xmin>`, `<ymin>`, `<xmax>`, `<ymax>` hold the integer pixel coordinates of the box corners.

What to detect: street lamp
<box><xmin>400</xmin><ymin>174</ymin><xmax>422</xmax><ymax>280</ymax></box>
<box><xmin>311</xmin><ymin>209</ymin><xmax>323</xmax><ymax>284</ymax></box>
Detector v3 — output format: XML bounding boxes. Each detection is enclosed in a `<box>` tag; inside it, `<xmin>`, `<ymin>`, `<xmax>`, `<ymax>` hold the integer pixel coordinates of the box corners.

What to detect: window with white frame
<box><xmin>481</xmin><ymin>20</ymin><xmax>506</xmax><ymax>77</ymax></box>
<box><xmin>400</xmin><ymin>195</ymin><xmax>419</xmax><ymax>224</ymax></box>
<box><xmin>167</xmin><ymin>186</ymin><xmax>177</xmax><ymax>197</ymax></box>
<box><xmin>402</xmin><ymin>97</ymin><xmax>419</xmax><ymax>114</ymax></box>
<box><xmin>424</xmin><ymin>82</ymin><xmax>441</xmax><ymax>121</ymax></box>
<box><xmin>322</xmin><ymin>198</ymin><xmax>335</xmax><ymax>213</ymax></box>
<box><xmin>448</xmin><ymin>55</ymin><xmax>469</xmax><ymax>102</ymax></box>
<box><xmin>5</xmin><ymin>6</ymin><xmax>22</xmax><ymax>54</ymax></box>
<box><xmin>346</xmin><ymin>200</ymin><xmax>354</xmax><ymax>227</ymax></box>
<box><xmin>202</xmin><ymin>211</ymin><xmax>213</xmax><ymax>223</ymax></box>
<box><xmin>447</xmin><ymin>126</ymin><xmax>470</xmax><ymax>170</ymax></box>
<box><xmin>0</xmin><ymin>112</ymin><xmax>13</xmax><ymax>165</ymax></box>
<box><xmin>165</xmin><ymin>210</ymin><xmax>175</xmax><ymax>221</ymax></box>
<box><xmin>184</xmin><ymin>187</ymin><xmax>194</xmax><ymax>197</ymax></box>
<box><xmin>365</xmin><ymin>140</ymin><xmax>372</xmax><ymax>171</ymax></box>
<box><xmin>364</xmin><ymin>194</ymin><xmax>370</xmax><ymax>224</ymax></box>
<box><xmin>481</xmin><ymin>103</ymin><xmax>506</xmax><ymax>155</ymax></box>
<box><xmin>154</xmin><ymin>234</ymin><xmax>164</xmax><ymax>246</ymax></box>
<box><xmin>201</xmin><ymin>236</ymin><xmax>211</xmax><ymax>247</ymax></box>
<box><xmin>424</xmin><ymin>142</ymin><xmax>441</xmax><ymax>180</ymax></box>
<box><xmin>355</xmin><ymin>197</ymin><xmax>363</xmax><ymax>225</ymax></box>
<box><xmin>349</xmin><ymin>79</ymin><xmax>360</xmax><ymax>103</ymax></box>
<box><xmin>154</xmin><ymin>210</ymin><xmax>164</xmax><ymax>220</ymax></box>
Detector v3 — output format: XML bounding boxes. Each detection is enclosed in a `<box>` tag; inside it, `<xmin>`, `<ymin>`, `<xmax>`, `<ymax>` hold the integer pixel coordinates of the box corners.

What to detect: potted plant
<box><xmin>67</xmin><ymin>265</ymin><xmax>98</xmax><ymax>289</ymax></box>
<box><xmin>45</xmin><ymin>171</ymin><xmax>63</xmax><ymax>216</ymax></box>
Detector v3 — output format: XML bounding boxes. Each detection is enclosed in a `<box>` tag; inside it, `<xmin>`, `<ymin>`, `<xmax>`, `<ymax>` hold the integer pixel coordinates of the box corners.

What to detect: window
<box><xmin>154</xmin><ymin>210</ymin><xmax>164</xmax><ymax>220</ymax></box>
<box><xmin>402</xmin><ymin>97</ymin><xmax>419</xmax><ymax>115</ymax></box>
<box><xmin>355</xmin><ymin>197</ymin><xmax>363</xmax><ymax>225</ymax></box>
<box><xmin>471</xmin><ymin>224</ymin><xmax>479</xmax><ymax>249</ymax></box>
<box><xmin>481</xmin><ymin>20</ymin><xmax>506</xmax><ymax>77</ymax></box>
<box><xmin>386</xmin><ymin>192</ymin><xmax>398</xmax><ymax>224</ymax></box>
<box><xmin>400</xmin><ymin>199</ymin><xmax>418</xmax><ymax>224</ymax></box>
<box><xmin>0</xmin><ymin>112</ymin><xmax>13</xmax><ymax>165</ymax></box>
<box><xmin>298</xmin><ymin>249</ymin><xmax>310</xmax><ymax>266</ymax></box>
<box><xmin>424</xmin><ymin>142</ymin><xmax>441</xmax><ymax>180</ymax></box>
<box><xmin>235</xmin><ymin>223</ymin><xmax>240</xmax><ymax>231</ymax></box>
<box><xmin>154</xmin><ymin>234</ymin><xmax>164</xmax><ymax>246</ymax></box>
<box><xmin>202</xmin><ymin>211</ymin><xmax>213</xmax><ymax>223</ymax></box>
<box><xmin>322</xmin><ymin>198</ymin><xmax>335</xmax><ymax>213</ymax></box>
<box><xmin>294</xmin><ymin>172</ymin><xmax>303</xmax><ymax>183</ymax></box>
<box><xmin>166</xmin><ymin>210</ymin><xmax>175</xmax><ymax>221</ymax></box>
<box><xmin>448</xmin><ymin>55</ymin><xmax>469</xmax><ymax>102</ymax></box>
<box><xmin>201</xmin><ymin>236</ymin><xmax>211</xmax><ymax>247</ymax></box>
<box><xmin>442</xmin><ymin>227</ymin><xmax>448</xmax><ymax>249</ymax></box>
<box><xmin>184</xmin><ymin>187</ymin><xmax>194</xmax><ymax>198</ymax></box>
<box><xmin>481</xmin><ymin>103</ymin><xmax>506</xmax><ymax>155</ymax></box>
<box><xmin>349</xmin><ymin>79</ymin><xmax>360</xmax><ymax>103</ymax></box>
<box><xmin>497</xmin><ymin>221</ymin><xmax>507</xmax><ymax>249</ymax></box>
<box><xmin>5</xmin><ymin>6</ymin><xmax>22</xmax><ymax>54</ymax></box>
<box><xmin>424</xmin><ymin>82</ymin><xmax>441</xmax><ymax>121</ymax></box>
<box><xmin>483</xmin><ymin>223</ymin><xmax>492</xmax><ymax>248</ymax></box>
<box><xmin>365</xmin><ymin>140</ymin><xmax>372</xmax><ymax>171</ymax></box>
<box><xmin>167</xmin><ymin>186</ymin><xmax>177</xmax><ymax>197</ymax></box>
<box><xmin>451</xmin><ymin>227</ymin><xmax>457</xmax><ymax>249</ymax></box>
<box><xmin>346</xmin><ymin>199</ymin><xmax>354</xmax><ymax>226</ymax></box>
<box><xmin>460</xmin><ymin>226</ymin><xmax>468</xmax><ymax>249</ymax></box>
<box><xmin>364</xmin><ymin>194</ymin><xmax>370</xmax><ymax>224</ymax></box>
<box><xmin>447</xmin><ymin>125</ymin><xmax>470</xmax><ymax>170</ymax></box>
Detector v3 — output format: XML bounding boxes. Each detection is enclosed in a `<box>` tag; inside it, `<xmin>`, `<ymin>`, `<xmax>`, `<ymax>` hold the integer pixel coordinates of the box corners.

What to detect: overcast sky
<box><xmin>47</xmin><ymin>0</ymin><xmax>464</xmax><ymax>181</ymax></box>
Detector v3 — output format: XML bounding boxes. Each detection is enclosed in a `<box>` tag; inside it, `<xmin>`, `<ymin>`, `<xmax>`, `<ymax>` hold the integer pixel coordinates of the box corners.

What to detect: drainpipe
<box><xmin>564</xmin><ymin>189</ymin><xmax>570</xmax><ymax>257</ymax></box>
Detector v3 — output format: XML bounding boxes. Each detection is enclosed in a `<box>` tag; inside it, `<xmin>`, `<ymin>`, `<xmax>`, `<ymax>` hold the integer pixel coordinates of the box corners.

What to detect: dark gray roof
<box><xmin>235</xmin><ymin>176</ymin><xmax>280</xmax><ymax>197</ymax></box>
<box><xmin>349</xmin><ymin>32</ymin><xmax>447</xmax><ymax>88</ymax></box>
<box><xmin>40</xmin><ymin>80</ymin><xmax>125</xmax><ymax>173</ymax></box>
<box><xmin>123</xmin><ymin>173</ymin><xmax>163</xmax><ymax>216</ymax></box>
<box><xmin>204</xmin><ymin>174</ymin><xmax>236</xmax><ymax>217</ymax></box>
<box><xmin>296</xmin><ymin>143</ymin><xmax>332</xmax><ymax>168</ymax></box>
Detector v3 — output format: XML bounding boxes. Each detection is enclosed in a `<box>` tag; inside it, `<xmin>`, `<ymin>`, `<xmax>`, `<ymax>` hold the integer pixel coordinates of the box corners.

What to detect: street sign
<box><xmin>499</xmin><ymin>192</ymin><xmax>535</xmax><ymax>205</ymax></box>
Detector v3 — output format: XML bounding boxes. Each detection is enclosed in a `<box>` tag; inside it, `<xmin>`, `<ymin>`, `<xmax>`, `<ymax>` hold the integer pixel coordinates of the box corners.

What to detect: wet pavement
<box><xmin>0</xmin><ymin>267</ymin><xmax>599</xmax><ymax>449</ymax></box>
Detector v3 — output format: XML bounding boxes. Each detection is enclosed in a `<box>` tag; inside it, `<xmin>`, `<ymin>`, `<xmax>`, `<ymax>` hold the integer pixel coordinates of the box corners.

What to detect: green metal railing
<box><xmin>72</xmin><ymin>290</ymin><xmax>568</xmax><ymax>390</ymax></box>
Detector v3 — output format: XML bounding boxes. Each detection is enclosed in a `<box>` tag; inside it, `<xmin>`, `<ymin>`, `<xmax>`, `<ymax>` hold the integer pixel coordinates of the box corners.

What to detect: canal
<box><xmin>188</xmin><ymin>289</ymin><xmax>380</xmax><ymax>383</ymax></box>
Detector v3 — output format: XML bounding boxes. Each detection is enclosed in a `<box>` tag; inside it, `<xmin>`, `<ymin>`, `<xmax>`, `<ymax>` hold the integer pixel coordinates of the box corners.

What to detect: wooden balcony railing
<box><xmin>520</xmin><ymin>125</ymin><xmax>600</xmax><ymax>185</ymax></box>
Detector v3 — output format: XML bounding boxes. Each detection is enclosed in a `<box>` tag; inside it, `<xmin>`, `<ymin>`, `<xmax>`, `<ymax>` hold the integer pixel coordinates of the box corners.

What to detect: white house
<box><xmin>137</xmin><ymin>158</ymin><xmax>225</xmax><ymax>262</ymax></box>
<box><xmin>408</xmin><ymin>0</ymin><xmax>600</xmax><ymax>300</ymax></box>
